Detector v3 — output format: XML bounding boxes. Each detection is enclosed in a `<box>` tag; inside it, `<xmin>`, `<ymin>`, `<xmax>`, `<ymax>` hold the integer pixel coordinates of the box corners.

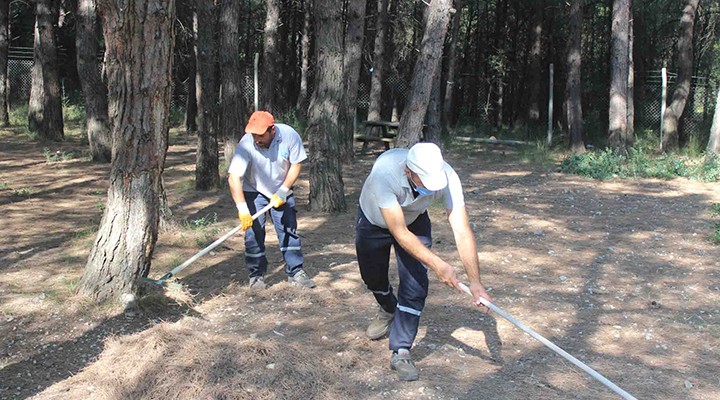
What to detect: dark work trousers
<box><xmin>243</xmin><ymin>191</ymin><xmax>304</xmax><ymax>278</ymax></box>
<box><xmin>355</xmin><ymin>207</ymin><xmax>431</xmax><ymax>351</ymax></box>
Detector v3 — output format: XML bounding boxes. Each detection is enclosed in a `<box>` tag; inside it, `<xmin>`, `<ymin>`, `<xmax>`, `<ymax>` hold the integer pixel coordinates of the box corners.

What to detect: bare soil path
<box><xmin>1</xmin><ymin>131</ymin><xmax>719</xmax><ymax>399</ymax></box>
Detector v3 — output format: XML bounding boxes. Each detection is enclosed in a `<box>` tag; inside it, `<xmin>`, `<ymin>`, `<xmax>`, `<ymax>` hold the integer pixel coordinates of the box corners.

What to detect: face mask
<box><xmin>409</xmin><ymin>177</ymin><xmax>433</xmax><ymax>196</ymax></box>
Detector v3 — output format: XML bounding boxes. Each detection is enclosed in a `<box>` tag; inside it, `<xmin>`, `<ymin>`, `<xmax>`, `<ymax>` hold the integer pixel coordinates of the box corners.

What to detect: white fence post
<box><xmin>547</xmin><ymin>63</ymin><xmax>554</xmax><ymax>147</ymax></box>
<box><xmin>660</xmin><ymin>67</ymin><xmax>667</xmax><ymax>150</ymax></box>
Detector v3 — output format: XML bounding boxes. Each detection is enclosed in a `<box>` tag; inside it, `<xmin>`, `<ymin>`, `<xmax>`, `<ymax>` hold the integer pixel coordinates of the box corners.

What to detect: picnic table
<box><xmin>354</xmin><ymin>120</ymin><xmax>399</xmax><ymax>152</ymax></box>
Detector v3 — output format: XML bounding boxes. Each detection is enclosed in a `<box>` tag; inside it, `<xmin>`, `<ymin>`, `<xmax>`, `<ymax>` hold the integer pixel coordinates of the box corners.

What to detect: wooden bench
<box><xmin>356</xmin><ymin>120</ymin><xmax>399</xmax><ymax>152</ymax></box>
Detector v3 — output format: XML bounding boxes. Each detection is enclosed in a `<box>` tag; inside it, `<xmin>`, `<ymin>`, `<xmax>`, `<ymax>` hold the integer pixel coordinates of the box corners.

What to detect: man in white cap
<box><xmin>228</xmin><ymin>110</ymin><xmax>315</xmax><ymax>289</ymax></box>
<box><xmin>355</xmin><ymin>142</ymin><xmax>492</xmax><ymax>381</ymax></box>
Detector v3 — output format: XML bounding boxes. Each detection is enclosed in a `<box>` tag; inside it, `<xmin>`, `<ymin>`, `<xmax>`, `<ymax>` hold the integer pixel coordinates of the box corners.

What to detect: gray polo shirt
<box><xmin>358</xmin><ymin>148</ymin><xmax>465</xmax><ymax>228</ymax></box>
<box><xmin>227</xmin><ymin>123</ymin><xmax>307</xmax><ymax>198</ymax></box>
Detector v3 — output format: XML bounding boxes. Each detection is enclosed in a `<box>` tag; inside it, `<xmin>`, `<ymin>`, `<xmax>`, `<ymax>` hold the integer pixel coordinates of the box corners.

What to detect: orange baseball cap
<box><xmin>245</xmin><ymin>111</ymin><xmax>275</xmax><ymax>134</ymax></box>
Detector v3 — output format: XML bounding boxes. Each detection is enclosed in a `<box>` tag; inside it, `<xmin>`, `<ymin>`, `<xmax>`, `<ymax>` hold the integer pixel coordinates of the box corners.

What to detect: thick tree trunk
<box><xmin>260</xmin><ymin>0</ymin><xmax>280</xmax><ymax>112</ymax></box>
<box><xmin>77</xmin><ymin>0</ymin><xmax>111</xmax><ymax>162</ymax></box>
<box><xmin>442</xmin><ymin>0</ymin><xmax>465</xmax><ymax>132</ymax></box>
<box><xmin>526</xmin><ymin>0</ymin><xmax>544</xmax><ymax>126</ymax></box>
<box><xmin>194</xmin><ymin>0</ymin><xmax>220</xmax><ymax>190</ymax></box>
<box><xmin>79</xmin><ymin>0</ymin><xmax>174</xmax><ymax>303</ymax></box>
<box><xmin>307</xmin><ymin>0</ymin><xmax>345</xmax><ymax>213</ymax></box>
<box><xmin>367</xmin><ymin>0</ymin><xmax>389</xmax><ymax>131</ymax></box>
<box><xmin>28</xmin><ymin>0</ymin><xmax>64</xmax><ymax>141</ymax></box>
<box><xmin>661</xmin><ymin>0</ymin><xmax>699</xmax><ymax>152</ymax></box>
<box><xmin>339</xmin><ymin>0</ymin><xmax>366</xmax><ymax>160</ymax></box>
<box><xmin>708</xmin><ymin>85</ymin><xmax>720</xmax><ymax>156</ymax></box>
<box><xmin>567</xmin><ymin>0</ymin><xmax>584</xmax><ymax>154</ymax></box>
<box><xmin>608</xmin><ymin>0</ymin><xmax>631</xmax><ymax>152</ymax></box>
<box><xmin>0</xmin><ymin>0</ymin><xmax>8</xmax><ymax>127</ymax></box>
<box><xmin>220</xmin><ymin>0</ymin><xmax>244</xmax><ymax>164</ymax></box>
<box><xmin>425</xmin><ymin>69</ymin><xmax>442</xmax><ymax>145</ymax></box>
<box><xmin>395</xmin><ymin>0</ymin><xmax>452</xmax><ymax>148</ymax></box>
<box><xmin>295</xmin><ymin>0</ymin><xmax>311</xmax><ymax>115</ymax></box>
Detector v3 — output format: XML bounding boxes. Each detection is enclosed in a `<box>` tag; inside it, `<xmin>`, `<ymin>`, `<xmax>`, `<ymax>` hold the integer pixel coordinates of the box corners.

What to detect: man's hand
<box><xmin>236</xmin><ymin>202</ymin><xmax>253</xmax><ymax>231</ymax></box>
<box><xmin>469</xmin><ymin>280</ymin><xmax>493</xmax><ymax>313</ymax></box>
<box><xmin>432</xmin><ymin>260</ymin><xmax>460</xmax><ymax>289</ymax></box>
<box><xmin>271</xmin><ymin>186</ymin><xmax>290</xmax><ymax>208</ymax></box>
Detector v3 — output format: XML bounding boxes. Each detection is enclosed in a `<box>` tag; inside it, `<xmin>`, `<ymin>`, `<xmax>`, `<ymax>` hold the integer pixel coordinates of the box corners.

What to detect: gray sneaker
<box><xmin>391</xmin><ymin>351</ymin><xmax>419</xmax><ymax>381</ymax></box>
<box><xmin>288</xmin><ymin>270</ymin><xmax>315</xmax><ymax>288</ymax></box>
<box><xmin>249</xmin><ymin>275</ymin><xmax>267</xmax><ymax>289</ymax></box>
<box><xmin>366</xmin><ymin>306</ymin><xmax>394</xmax><ymax>340</ymax></box>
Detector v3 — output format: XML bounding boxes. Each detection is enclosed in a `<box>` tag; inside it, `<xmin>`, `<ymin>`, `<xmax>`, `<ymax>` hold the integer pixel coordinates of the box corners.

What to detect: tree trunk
<box><xmin>567</xmin><ymin>0</ymin><xmax>584</xmax><ymax>154</ymax></box>
<box><xmin>180</xmin><ymin>2</ymin><xmax>197</xmax><ymax>132</ymax></box>
<box><xmin>28</xmin><ymin>0</ymin><xmax>64</xmax><ymax>141</ymax></box>
<box><xmin>425</xmin><ymin>68</ymin><xmax>442</xmax><ymax>145</ymax></box>
<box><xmin>339</xmin><ymin>0</ymin><xmax>366</xmax><ymax>160</ymax></box>
<box><xmin>661</xmin><ymin>0</ymin><xmax>699</xmax><ymax>152</ymax></box>
<box><xmin>220</xmin><ymin>0</ymin><xmax>244</xmax><ymax>164</ymax></box>
<box><xmin>260</xmin><ymin>0</ymin><xmax>280</xmax><ymax>112</ymax></box>
<box><xmin>77</xmin><ymin>0</ymin><xmax>111</xmax><ymax>162</ymax></box>
<box><xmin>0</xmin><ymin>0</ymin><xmax>9</xmax><ymax>127</ymax></box>
<box><xmin>79</xmin><ymin>0</ymin><xmax>174</xmax><ymax>303</ymax></box>
<box><xmin>194</xmin><ymin>0</ymin><xmax>220</xmax><ymax>190</ymax></box>
<box><xmin>307</xmin><ymin>0</ymin><xmax>345</xmax><ymax>213</ymax></box>
<box><xmin>395</xmin><ymin>0</ymin><xmax>452</xmax><ymax>148</ymax></box>
<box><xmin>708</xmin><ymin>84</ymin><xmax>720</xmax><ymax>156</ymax></box>
<box><xmin>442</xmin><ymin>0</ymin><xmax>465</xmax><ymax>132</ymax></box>
<box><xmin>608</xmin><ymin>0</ymin><xmax>630</xmax><ymax>153</ymax></box>
<box><xmin>295</xmin><ymin>0</ymin><xmax>311</xmax><ymax>115</ymax></box>
<box><xmin>367</xmin><ymin>0</ymin><xmax>389</xmax><ymax>131</ymax></box>
<box><xmin>627</xmin><ymin>1</ymin><xmax>634</xmax><ymax>140</ymax></box>
<box><xmin>526</xmin><ymin>0</ymin><xmax>544</xmax><ymax>126</ymax></box>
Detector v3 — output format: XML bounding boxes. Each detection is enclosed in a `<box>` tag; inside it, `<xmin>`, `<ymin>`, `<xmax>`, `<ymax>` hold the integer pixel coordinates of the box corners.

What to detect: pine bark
<box><xmin>661</xmin><ymin>0</ymin><xmax>699</xmax><ymax>152</ymax></box>
<box><xmin>526</xmin><ymin>0</ymin><xmax>544</xmax><ymax>126</ymax></box>
<box><xmin>442</xmin><ymin>0</ymin><xmax>465</xmax><ymax>131</ymax></box>
<box><xmin>194</xmin><ymin>0</ymin><xmax>220</xmax><ymax>190</ymax></box>
<box><xmin>0</xmin><ymin>0</ymin><xmax>9</xmax><ymax>126</ymax></box>
<box><xmin>77</xmin><ymin>0</ymin><xmax>111</xmax><ymax>162</ymax></box>
<box><xmin>367</xmin><ymin>0</ymin><xmax>389</xmax><ymax>128</ymax></box>
<box><xmin>260</xmin><ymin>0</ymin><xmax>280</xmax><ymax>112</ymax></box>
<box><xmin>28</xmin><ymin>0</ymin><xmax>64</xmax><ymax>141</ymax></box>
<box><xmin>567</xmin><ymin>0</ymin><xmax>584</xmax><ymax>154</ymax></box>
<box><xmin>79</xmin><ymin>0</ymin><xmax>174</xmax><ymax>303</ymax></box>
<box><xmin>295</xmin><ymin>0</ymin><xmax>311</xmax><ymax>114</ymax></box>
<box><xmin>219</xmin><ymin>0</ymin><xmax>244</xmax><ymax>163</ymax></box>
<box><xmin>395</xmin><ymin>0</ymin><xmax>452</xmax><ymax>148</ymax></box>
<box><xmin>608</xmin><ymin>0</ymin><xmax>631</xmax><ymax>152</ymax></box>
<box><xmin>307</xmin><ymin>0</ymin><xmax>345</xmax><ymax>212</ymax></box>
<box><xmin>340</xmin><ymin>0</ymin><xmax>366</xmax><ymax>159</ymax></box>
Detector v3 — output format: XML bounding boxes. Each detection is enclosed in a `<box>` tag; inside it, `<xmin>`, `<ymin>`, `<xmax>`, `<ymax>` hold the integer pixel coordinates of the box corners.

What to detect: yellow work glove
<box><xmin>236</xmin><ymin>202</ymin><xmax>253</xmax><ymax>231</ymax></box>
<box><xmin>271</xmin><ymin>186</ymin><xmax>290</xmax><ymax>208</ymax></box>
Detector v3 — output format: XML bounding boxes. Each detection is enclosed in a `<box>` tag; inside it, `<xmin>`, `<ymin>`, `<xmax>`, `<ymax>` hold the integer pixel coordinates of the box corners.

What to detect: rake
<box><xmin>144</xmin><ymin>201</ymin><xmax>275</xmax><ymax>286</ymax></box>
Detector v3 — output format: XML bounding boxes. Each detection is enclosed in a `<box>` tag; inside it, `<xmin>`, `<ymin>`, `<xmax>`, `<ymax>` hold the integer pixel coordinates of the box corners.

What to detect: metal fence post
<box><xmin>254</xmin><ymin>53</ymin><xmax>259</xmax><ymax>111</ymax></box>
<box><xmin>547</xmin><ymin>63</ymin><xmax>554</xmax><ymax>147</ymax></box>
<box><xmin>660</xmin><ymin>67</ymin><xmax>667</xmax><ymax>150</ymax></box>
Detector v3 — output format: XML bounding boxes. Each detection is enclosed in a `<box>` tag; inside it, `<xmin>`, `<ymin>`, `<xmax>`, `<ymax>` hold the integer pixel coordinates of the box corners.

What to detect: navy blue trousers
<box><xmin>243</xmin><ymin>191</ymin><xmax>304</xmax><ymax>278</ymax></box>
<box><xmin>355</xmin><ymin>207</ymin><xmax>431</xmax><ymax>351</ymax></box>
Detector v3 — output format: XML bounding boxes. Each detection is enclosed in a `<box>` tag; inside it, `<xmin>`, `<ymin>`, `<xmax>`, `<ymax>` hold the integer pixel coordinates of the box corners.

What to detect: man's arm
<box><xmin>228</xmin><ymin>173</ymin><xmax>247</xmax><ymax>206</ymax></box>
<box><xmin>380</xmin><ymin>204</ymin><xmax>460</xmax><ymax>289</ymax></box>
<box><xmin>281</xmin><ymin>163</ymin><xmax>302</xmax><ymax>189</ymax></box>
<box><xmin>447</xmin><ymin>206</ymin><xmax>492</xmax><ymax>309</ymax></box>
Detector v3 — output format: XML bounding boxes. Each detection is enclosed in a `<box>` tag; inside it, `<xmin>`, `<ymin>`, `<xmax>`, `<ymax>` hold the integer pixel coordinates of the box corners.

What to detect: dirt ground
<box><xmin>1</xmin><ymin>129</ymin><xmax>719</xmax><ymax>400</ymax></box>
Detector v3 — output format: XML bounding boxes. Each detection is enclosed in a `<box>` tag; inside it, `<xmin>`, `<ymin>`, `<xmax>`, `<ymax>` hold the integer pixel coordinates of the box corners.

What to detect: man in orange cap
<box><xmin>227</xmin><ymin>111</ymin><xmax>315</xmax><ymax>289</ymax></box>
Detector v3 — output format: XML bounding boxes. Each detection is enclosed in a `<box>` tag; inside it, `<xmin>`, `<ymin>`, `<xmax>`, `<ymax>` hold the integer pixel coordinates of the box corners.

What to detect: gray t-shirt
<box><xmin>227</xmin><ymin>123</ymin><xmax>307</xmax><ymax>198</ymax></box>
<box><xmin>358</xmin><ymin>148</ymin><xmax>465</xmax><ymax>228</ymax></box>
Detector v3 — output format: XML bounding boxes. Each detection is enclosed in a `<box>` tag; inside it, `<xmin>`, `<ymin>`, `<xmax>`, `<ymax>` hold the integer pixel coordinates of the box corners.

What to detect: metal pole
<box><xmin>254</xmin><ymin>53</ymin><xmax>260</xmax><ymax>111</ymax></box>
<box><xmin>660</xmin><ymin>67</ymin><xmax>667</xmax><ymax>150</ymax></box>
<box><xmin>547</xmin><ymin>64</ymin><xmax>554</xmax><ymax>147</ymax></box>
<box><xmin>458</xmin><ymin>282</ymin><xmax>637</xmax><ymax>400</ymax></box>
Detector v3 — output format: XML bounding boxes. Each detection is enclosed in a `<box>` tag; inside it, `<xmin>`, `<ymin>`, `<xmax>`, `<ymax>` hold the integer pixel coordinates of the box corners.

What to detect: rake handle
<box><xmin>457</xmin><ymin>282</ymin><xmax>636</xmax><ymax>400</ymax></box>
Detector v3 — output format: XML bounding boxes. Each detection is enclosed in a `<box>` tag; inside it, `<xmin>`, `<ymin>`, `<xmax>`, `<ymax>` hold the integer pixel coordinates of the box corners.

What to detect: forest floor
<box><xmin>0</xmin><ymin>127</ymin><xmax>719</xmax><ymax>400</ymax></box>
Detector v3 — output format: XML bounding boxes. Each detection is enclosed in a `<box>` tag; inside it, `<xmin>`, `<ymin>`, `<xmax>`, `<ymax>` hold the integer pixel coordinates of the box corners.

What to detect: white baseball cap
<box><xmin>406</xmin><ymin>142</ymin><xmax>448</xmax><ymax>191</ymax></box>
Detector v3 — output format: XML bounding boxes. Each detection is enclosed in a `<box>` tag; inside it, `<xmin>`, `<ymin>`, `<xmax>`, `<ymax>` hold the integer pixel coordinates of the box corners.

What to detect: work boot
<box><xmin>249</xmin><ymin>275</ymin><xmax>267</xmax><ymax>289</ymax></box>
<box><xmin>288</xmin><ymin>270</ymin><xmax>316</xmax><ymax>288</ymax></box>
<box><xmin>366</xmin><ymin>306</ymin><xmax>394</xmax><ymax>340</ymax></box>
<box><xmin>391</xmin><ymin>350</ymin><xmax>419</xmax><ymax>381</ymax></box>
